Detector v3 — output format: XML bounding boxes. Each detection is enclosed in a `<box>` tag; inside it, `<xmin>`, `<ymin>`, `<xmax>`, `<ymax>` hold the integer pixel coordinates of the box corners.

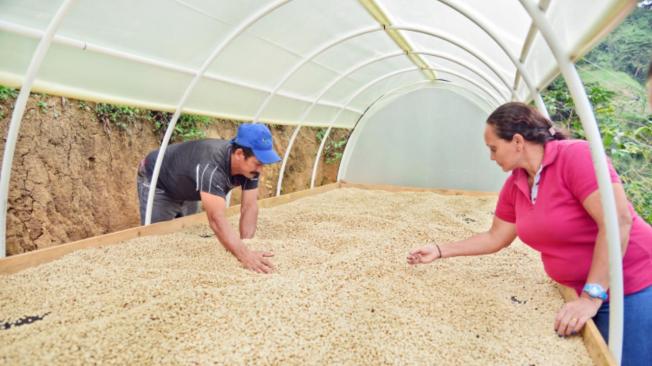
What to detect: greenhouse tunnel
<box><xmin>0</xmin><ymin>0</ymin><xmax>641</xmax><ymax>364</ymax></box>
<box><xmin>339</xmin><ymin>85</ymin><xmax>505</xmax><ymax>191</ymax></box>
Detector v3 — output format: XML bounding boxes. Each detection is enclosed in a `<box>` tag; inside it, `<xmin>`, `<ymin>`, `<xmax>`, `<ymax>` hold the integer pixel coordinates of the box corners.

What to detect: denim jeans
<box><xmin>593</xmin><ymin>285</ymin><xmax>652</xmax><ymax>366</ymax></box>
<box><xmin>136</xmin><ymin>165</ymin><xmax>199</xmax><ymax>225</ymax></box>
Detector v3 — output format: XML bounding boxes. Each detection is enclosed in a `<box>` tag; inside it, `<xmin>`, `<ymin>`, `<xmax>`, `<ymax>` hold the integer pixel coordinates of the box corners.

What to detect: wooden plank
<box><xmin>340</xmin><ymin>181</ymin><xmax>497</xmax><ymax>196</ymax></box>
<box><xmin>558</xmin><ymin>285</ymin><xmax>616</xmax><ymax>366</ymax></box>
<box><xmin>257</xmin><ymin>181</ymin><xmax>341</xmax><ymax>208</ymax></box>
<box><xmin>0</xmin><ymin>182</ymin><xmax>340</xmax><ymax>275</ymax></box>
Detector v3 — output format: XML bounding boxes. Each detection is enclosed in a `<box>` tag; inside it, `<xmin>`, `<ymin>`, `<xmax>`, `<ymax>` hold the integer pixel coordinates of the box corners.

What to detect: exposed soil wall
<box><xmin>0</xmin><ymin>93</ymin><xmax>348</xmax><ymax>255</ymax></box>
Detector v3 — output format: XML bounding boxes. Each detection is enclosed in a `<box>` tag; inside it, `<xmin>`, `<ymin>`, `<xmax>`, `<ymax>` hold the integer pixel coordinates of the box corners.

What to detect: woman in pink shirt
<box><xmin>407</xmin><ymin>97</ymin><xmax>652</xmax><ymax>365</ymax></box>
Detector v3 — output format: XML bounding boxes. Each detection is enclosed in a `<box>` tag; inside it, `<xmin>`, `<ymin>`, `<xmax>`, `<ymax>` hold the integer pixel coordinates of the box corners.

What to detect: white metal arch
<box><xmin>336</xmin><ymin>80</ymin><xmax>495</xmax><ymax>181</ymax></box>
<box><xmin>274</xmin><ymin>49</ymin><xmax>506</xmax><ymax>196</ymax></box>
<box><xmin>309</xmin><ymin>65</ymin><xmax>502</xmax><ymax>189</ymax></box>
<box><xmin>425</xmin><ymin>68</ymin><xmax>502</xmax><ymax>106</ymax></box>
<box><xmin>0</xmin><ymin>20</ymin><xmax>364</xmax><ymax>117</ymax></box>
<box><xmin>391</xmin><ymin>26</ymin><xmax>511</xmax><ymax>95</ymax></box>
<box><xmin>256</xmin><ymin>22</ymin><xmax>535</xmax><ymax>197</ymax></box>
<box><xmin>0</xmin><ymin>0</ymin><xmax>77</xmax><ymax>258</ymax></box>
<box><xmin>252</xmin><ymin>25</ymin><xmax>382</xmax><ymax>121</ymax></box>
<box><xmin>145</xmin><ymin>0</ymin><xmax>291</xmax><ymax>224</ymax></box>
<box><xmin>414</xmin><ymin>50</ymin><xmax>511</xmax><ymax>99</ymax></box>
<box><xmin>434</xmin><ymin>0</ymin><xmax>550</xmax><ymax>116</ymax></box>
<box><xmin>253</xmin><ymin>24</ymin><xmax>523</xmax><ymax>127</ymax></box>
<box><xmin>307</xmin><ymin>67</ymin><xmax>431</xmax><ymax>189</ymax></box>
<box><xmin>276</xmin><ymin>50</ymin><xmax>406</xmax><ymax>197</ymax></box>
<box><xmin>389</xmin><ymin>25</ymin><xmax>549</xmax><ymax>118</ymax></box>
<box><xmin>520</xmin><ymin>0</ymin><xmax>623</xmax><ymax>362</ymax></box>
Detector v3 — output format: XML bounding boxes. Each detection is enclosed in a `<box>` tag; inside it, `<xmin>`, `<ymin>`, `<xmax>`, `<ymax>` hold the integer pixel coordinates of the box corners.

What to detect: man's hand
<box><xmin>237</xmin><ymin>249</ymin><xmax>275</xmax><ymax>273</ymax></box>
<box><xmin>201</xmin><ymin>191</ymin><xmax>274</xmax><ymax>274</ymax></box>
<box><xmin>554</xmin><ymin>296</ymin><xmax>602</xmax><ymax>336</ymax></box>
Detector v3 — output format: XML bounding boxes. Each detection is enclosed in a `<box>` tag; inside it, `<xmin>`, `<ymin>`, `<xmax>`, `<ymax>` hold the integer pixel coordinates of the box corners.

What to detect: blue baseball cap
<box><xmin>232</xmin><ymin>123</ymin><xmax>281</xmax><ymax>164</ymax></box>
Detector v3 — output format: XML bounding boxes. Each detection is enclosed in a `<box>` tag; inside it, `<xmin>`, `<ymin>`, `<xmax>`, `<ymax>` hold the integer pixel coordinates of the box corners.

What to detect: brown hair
<box><xmin>486</xmin><ymin>102</ymin><xmax>568</xmax><ymax>144</ymax></box>
<box><xmin>647</xmin><ymin>56</ymin><xmax>652</xmax><ymax>81</ymax></box>
<box><xmin>231</xmin><ymin>142</ymin><xmax>254</xmax><ymax>159</ymax></box>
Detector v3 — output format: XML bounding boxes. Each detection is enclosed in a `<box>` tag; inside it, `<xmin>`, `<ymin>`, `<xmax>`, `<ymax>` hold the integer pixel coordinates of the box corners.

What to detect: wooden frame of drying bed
<box><xmin>0</xmin><ymin>181</ymin><xmax>615</xmax><ymax>365</ymax></box>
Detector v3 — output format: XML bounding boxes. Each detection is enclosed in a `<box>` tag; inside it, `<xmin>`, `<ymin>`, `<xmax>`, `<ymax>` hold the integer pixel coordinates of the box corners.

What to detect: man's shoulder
<box><xmin>189</xmin><ymin>138</ymin><xmax>230</xmax><ymax>147</ymax></box>
<box><xmin>180</xmin><ymin>138</ymin><xmax>231</xmax><ymax>154</ymax></box>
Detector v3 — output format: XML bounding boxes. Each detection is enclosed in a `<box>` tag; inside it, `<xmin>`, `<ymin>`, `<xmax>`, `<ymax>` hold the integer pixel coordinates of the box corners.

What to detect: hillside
<box><xmin>542</xmin><ymin>5</ymin><xmax>652</xmax><ymax>223</ymax></box>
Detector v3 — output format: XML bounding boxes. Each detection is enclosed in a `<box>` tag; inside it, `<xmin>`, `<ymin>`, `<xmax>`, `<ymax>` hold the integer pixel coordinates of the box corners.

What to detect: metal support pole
<box><xmin>533</xmin><ymin>92</ymin><xmax>550</xmax><ymax>120</ymax></box>
<box><xmin>520</xmin><ymin>0</ymin><xmax>624</xmax><ymax>362</ymax></box>
<box><xmin>266</xmin><ymin>23</ymin><xmax>521</xmax><ymax>195</ymax></box>
<box><xmin>307</xmin><ymin>57</ymin><xmax>505</xmax><ymax>188</ymax></box>
<box><xmin>336</xmin><ymin>80</ymin><xmax>495</xmax><ymax>182</ymax></box>
<box><xmin>268</xmin><ymin>26</ymin><xmax>513</xmax><ymax>196</ymax></box>
<box><xmin>0</xmin><ymin>19</ymin><xmax>363</xmax><ymax>117</ymax></box>
<box><xmin>309</xmin><ymin>67</ymin><xmax>426</xmax><ymax>188</ymax></box>
<box><xmin>276</xmin><ymin>48</ymin><xmax>507</xmax><ymax>195</ymax></box>
<box><xmin>414</xmin><ymin>50</ymin><xmax>510</xmax><ymax>100</ymax></box>
<box><xmin>0</xmin><ymin>0</ymin><xmax>77</xmax><ymax>258</ymax></box>
<box><xmin>310</xmin><ymin>126</ymin><xmax>333</xmax><ymax>188</ymax></box>
<box><xmin>275</xmin><ymin>125</ymin><xmax>302</xmax><ymax>196</ymax></box>
<box><xmin>145</xmin><ymin>0</ymin><xmax>290</xmax><ymax>224</ymax></box>
<box><xmin>252</xmin><ymin>26</ymin><xmax>382</xmax><ymax>121</ymax></box>
<box><xmin>433</xmin><ymin>0</ymin><xmax>551</xmax><ymax>114</ymax></box>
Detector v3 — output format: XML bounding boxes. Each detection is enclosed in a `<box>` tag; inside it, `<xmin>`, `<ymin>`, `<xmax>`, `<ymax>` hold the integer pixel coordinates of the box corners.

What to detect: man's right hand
<box><xmin>237</xmin><ymin>249</ymin><xmax>275</xmax><ymax>273</ymax></box>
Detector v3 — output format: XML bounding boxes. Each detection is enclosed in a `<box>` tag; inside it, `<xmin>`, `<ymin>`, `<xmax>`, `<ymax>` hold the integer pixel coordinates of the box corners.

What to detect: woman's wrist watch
<box><xmin>583</xmin><ymin>283</ymin><xmax>608</xmax><ymax>301</ymax></box>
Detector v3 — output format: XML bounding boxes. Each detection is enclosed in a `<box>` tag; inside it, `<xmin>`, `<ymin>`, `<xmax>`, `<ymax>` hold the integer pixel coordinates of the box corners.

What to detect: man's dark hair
<box><xmin>232</xmin><ymin>142</ymin><xmax>254</xmax><ymax>159</ymax></box>
<box><xmin>647</xmin><ymin>56</ymin><xmax>652</xmax><ymax>81</ymax></box>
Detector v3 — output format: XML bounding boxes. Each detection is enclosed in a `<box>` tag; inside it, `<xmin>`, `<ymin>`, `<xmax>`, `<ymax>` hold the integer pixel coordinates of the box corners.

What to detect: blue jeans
<box><xmin>593</xmin><ymin>285</ymin><xmax>652</xmax><ymax>366</ymax></box>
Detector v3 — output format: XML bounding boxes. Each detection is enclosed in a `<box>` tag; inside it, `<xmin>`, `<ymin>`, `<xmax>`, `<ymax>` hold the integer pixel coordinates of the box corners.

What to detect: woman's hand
<box><xmin>554</xmin><ymin>297</ymin><xmax>603</xmax><ymax>336</ymax></box>
<box><xmin>407</xmin><ymin>245</ymin><xmax>442</xmax><ymax>265</ymax></box>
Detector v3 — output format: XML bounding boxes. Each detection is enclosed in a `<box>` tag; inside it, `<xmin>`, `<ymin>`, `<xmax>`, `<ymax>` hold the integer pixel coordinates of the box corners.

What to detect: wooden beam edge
<box><xmin>340</xmin><ymin>181</ymin><xmax>498</xmax><ymax>196</ymax></box>
<box><xmin>0</xmin><ymin>182</ymin><xmax>341</xmax><ymax>275</ymax></box>
<box><xmin>557</xmin><ymin>285</ymin><xmax>616</xmax><ymax>366</ymax></box>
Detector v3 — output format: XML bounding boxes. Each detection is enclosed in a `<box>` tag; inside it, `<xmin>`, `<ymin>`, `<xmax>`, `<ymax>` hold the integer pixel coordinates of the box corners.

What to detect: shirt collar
<box><xmin>512</xmin><ymin>140</ymin><xmax>561</xmax><ymax>199</ymax></box>
<box><xmin>541</xmin><ymin>139</ymin><xmax>561</xmax><ymax>167</ymax></box>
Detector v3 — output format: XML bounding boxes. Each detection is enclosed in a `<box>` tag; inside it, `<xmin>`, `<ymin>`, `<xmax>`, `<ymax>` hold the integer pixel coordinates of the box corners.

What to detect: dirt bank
<box><xmin>0</xmin><ymin>92</ymin><xmax>348</xmax><ymax>255</ymax></box>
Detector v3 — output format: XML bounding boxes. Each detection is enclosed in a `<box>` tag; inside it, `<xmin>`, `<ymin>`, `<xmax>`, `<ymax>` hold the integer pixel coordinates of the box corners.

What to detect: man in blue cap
<box><xmin>137</xmin><ymin>123</ymin><xmax>281</xmax><ymax>273</ymax></box>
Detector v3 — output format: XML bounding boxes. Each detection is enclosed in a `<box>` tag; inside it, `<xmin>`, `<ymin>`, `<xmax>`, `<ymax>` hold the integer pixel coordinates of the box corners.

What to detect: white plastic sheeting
<box><xmin>340</xmin><ymin>86</ymin><xmax>506</xmax><ymax>191</ymax></box>
<box><xmin>0</xmin><ymin>0</ymin><xmax>633</xmax><ymax>128</ymax></box>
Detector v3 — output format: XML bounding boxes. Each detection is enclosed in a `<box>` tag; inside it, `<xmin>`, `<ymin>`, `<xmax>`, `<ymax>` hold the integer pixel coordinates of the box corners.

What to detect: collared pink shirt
<box><xmin>495</xmin><ymin>139</ymin><xmax>652</xmax><ymax>296</ymax></box>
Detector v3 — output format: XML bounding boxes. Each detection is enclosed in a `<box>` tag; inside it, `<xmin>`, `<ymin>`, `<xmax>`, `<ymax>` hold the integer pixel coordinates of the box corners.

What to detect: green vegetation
<box><xmin>543</xmin><ymin>77</ymin><xmax>651</xmax><ymax>222</ymax></box>
<box><xmin>148</xmin><ymin>111</ymin><xmax>211</xmax><ymax>142</ymax></box>
<box><xmin>583</xmin><ymin>7</ymin><xmax>652</xmax><ymax>83</ymax></box>
<box><xmin>93</xmin><ymin>104</ymin><xmax>211</xmax><ymax>141</ymax></box>
<box><xmin>78</xmin><ymin>101</ymin><xmax>91</xmax><ymax>112</ymax></box>
<box><xmin>542</xmin><ymin>6</ymin><xmax>652</xmax><ymax>223</ymax></box>
<box><xmin>316</xmin><ymin>128</ymin><xmax>349</xmax><ymax>164</ymax></box>
<box><xmin>0</xmin><ymin>86</ymin><xmax>18</xmax><ymax>101</ymax></box>
<box><xmin>95</xmin><ymin>103</ymin><xmax>139</xmax><ymax>131</ymax></box>
<box><xmin>36</xmin><ymin>100</ymin><xmax>48</xmax><ymax>113</ymax></box>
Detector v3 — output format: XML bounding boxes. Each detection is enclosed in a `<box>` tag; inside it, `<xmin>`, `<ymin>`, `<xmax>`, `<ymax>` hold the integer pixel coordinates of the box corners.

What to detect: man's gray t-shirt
<box><xmin>143</xmin><ymin>139</ymin><xmax>258</xmax><ymax>201</ymax></box>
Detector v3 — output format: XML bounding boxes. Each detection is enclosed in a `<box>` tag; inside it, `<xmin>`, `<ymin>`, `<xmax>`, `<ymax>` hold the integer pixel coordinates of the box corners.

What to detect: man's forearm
<box><xmin>208</xmin><ymin>212</ymin><xmax>248</xmax><ymax>258</ymax></box>
<box><xmin>239</xmin><ymin>204</ymin><xmax>258</xmax><ymax>239</ymax></box>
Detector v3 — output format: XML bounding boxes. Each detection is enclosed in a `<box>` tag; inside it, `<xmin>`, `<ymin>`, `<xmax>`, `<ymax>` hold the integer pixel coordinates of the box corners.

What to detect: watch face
<box><xmin>584</xmin><ymin>284</ymin><xmax>607</xmax><ymax>300</ymax></box>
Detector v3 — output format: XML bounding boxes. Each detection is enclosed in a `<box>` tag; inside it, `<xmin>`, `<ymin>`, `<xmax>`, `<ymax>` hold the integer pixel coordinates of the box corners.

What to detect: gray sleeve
<box><xmin>197</xmin><ymin>163</ymin><xmax>228</xmax><ymax>198</ymax></box>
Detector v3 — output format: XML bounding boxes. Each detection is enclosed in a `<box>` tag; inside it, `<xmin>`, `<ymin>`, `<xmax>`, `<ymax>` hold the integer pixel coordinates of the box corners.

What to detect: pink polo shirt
<box><xmin>495</xmin><ymin>139</ymin><xmax>652</xmax><ymax>296</ymax></box>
